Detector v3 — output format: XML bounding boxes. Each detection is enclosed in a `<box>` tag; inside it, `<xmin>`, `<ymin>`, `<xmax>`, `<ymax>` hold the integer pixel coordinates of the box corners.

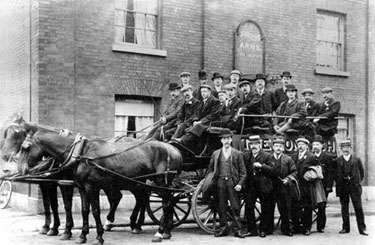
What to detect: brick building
<box><xmin>0</xmin><ymin>0</ymin><xmax>374</xmax><ymax>210</ymax></box>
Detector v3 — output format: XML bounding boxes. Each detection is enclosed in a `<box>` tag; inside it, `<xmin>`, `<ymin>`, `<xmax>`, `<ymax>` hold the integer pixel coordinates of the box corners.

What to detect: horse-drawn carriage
<box><xmin>0</xmin><ymin>115</ymin><xmax>338</xmax><ymax>244</ymax></box>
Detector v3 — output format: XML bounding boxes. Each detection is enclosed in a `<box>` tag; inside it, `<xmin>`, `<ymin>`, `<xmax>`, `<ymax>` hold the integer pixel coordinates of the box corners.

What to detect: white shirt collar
<box><xmin>343</xmin><ymin>154</ymin><xmax>351</xmax><ymax>161</ymax></box>
<box><xmin>274</xmin><ymin>153</ymin><xmax>282</xmax><ymax>160</ymax></box>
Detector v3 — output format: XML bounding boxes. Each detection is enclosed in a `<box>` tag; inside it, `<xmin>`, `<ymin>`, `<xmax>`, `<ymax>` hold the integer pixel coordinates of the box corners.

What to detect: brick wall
<box><xmin>0</xmin><ymin>0</ymin><xmax>31</xmax><ymax>125</ymax></box>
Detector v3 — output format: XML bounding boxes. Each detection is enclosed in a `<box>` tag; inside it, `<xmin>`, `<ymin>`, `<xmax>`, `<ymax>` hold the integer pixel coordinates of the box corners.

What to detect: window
<box><xmin>115</xmin><ymin>97</ymin><xmax>155</xmax><ymax>138</ymax></box>
<box><xmin>316</xmin><ymin>11</ymin><xmax>348</xmax><ymax>76</ymax></box>
<box><xmin>113</xmin><ymin>0</ymin><xmax>166</xmax><ymax>56</ymax></box>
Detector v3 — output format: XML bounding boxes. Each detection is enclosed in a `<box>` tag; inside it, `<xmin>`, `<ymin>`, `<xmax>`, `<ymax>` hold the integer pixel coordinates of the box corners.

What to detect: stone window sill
<box><xmin>314</xmin><ymin>67</ymin><xmax>350</xmax><ymax>77</ymax></box>
<box><xmin>112</xmin><ymin>43</ymin><xmax>167</xmax><ymax>57</ymax></box>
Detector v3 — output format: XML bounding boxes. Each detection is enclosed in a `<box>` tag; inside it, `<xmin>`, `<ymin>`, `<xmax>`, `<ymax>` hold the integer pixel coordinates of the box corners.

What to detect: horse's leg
<box><xmin>129</xmin><ymin>190</ymin><xmax>141</xmax><ymax>234</ymax></box>
<box><xmin>39</xmin><ymin>184</ymin><xmax>51</xmax><ymax>235</ymax></box>
<box><xmin>60</xmin><ymin>185</ymin><xmax>74</xmax><ymax>240</ymax></box>
<box><xmin>90</xmin><ymin>187</ymin><xmax>105</xmax><ymax>245</ymax></box>
<box><xmin>47</xmin><ymin>183</ymin><xmax>60</xmax><ymax>236</ymax></box>
<box><xmin>132</xmin><ymin>190</ymin><xmax>148</xmax><ymax>234</ymax></box>
<box><xmin>103</xmin><ymin>186</ymin><xmax>122</xmax><ymax>232</ymax></box>
<box><xmin>76</xmin><ymin>186</ymin><xmax>90</xmax><ymax>244</ymax></box>
<box><xmin>152</xmin><ymin>191</ymin><xmax>174</xmax><ymax>242</ymax></box>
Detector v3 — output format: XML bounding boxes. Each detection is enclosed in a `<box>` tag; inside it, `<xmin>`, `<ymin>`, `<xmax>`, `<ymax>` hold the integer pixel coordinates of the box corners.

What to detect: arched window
<box><xmin>234</xmin><ymin>20</ymin><xmax>265</xmax><ymax>75</ymax></box>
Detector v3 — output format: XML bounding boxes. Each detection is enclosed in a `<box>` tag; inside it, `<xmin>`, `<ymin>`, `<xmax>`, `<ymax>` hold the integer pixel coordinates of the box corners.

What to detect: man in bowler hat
<box><xmin>243</xmin><ymin>135</ymin><xmax>275</xmax><ymax>238</ymax></box>
<box><xmin>312</xmin><ymin>134</ymin><xmax>335</xmax><ymax>233</ymax></box>
<box><xmin>206</xmin><ymin>128</ymin><xmax>246</xmax><ymax>238</ymax></box>
<box><xmin>335</xmin><ymin>139</ymin><xmax>368</xmax><ymax>236</ymax></box>
<box><xmin>146</xmin><ymin>83</ymin><xmax>184</xmax><ymax>140</ymax></box>
<box><xmin>211</xmin><ymin>72</ymin><xmax>224</xmax><ymax>99</ymax></box>
<box><xmin>274</xmin><ymin>71</ymin><xmax>292</xmax><ymax>108</ymax></box>
<box><xmin>193</xmin><ymin>70</ymin><xmax>208</xmax><ymax>100</ymax></box>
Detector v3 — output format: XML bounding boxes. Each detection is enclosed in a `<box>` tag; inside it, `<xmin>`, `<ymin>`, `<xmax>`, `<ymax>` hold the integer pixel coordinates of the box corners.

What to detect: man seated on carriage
<box><xmin>313</xmin><ymin>87</ymin><xmax>341</xmax><ymax>139</ymax></box>
<box><xmin>146</xmin><ymin>83</ymin><xmax>184</xmax><ymax>141</ymax></box>
<box><xmin>252</xmin><ymin>73</ymin><xmax>277</xmax><ymax>132</ymax></box>
<box><xmin>273</xmin><ymin>84</ymin><xmax>306</xmax><ymax>134</ymax></box>
<box><xmin>211</xmin><ymin>83</ymin><xmax>241</xmax><ymax>130</ymax></box>
<box><xmin>234</xmin><ymin>78</ymin><xmax>263</xmax><ymax>132</ymax></box>
<box><xmin>301</xmin><ymin>88</ymin><xmax>319</xmax><ymax>137</ymax></box>
<box><xmin>173</xmin><ymin>84</ymin><xmax>221</xmax><ymax>150</ymax></box>
<box><xmin>168</xmin><ymin>85</ymin><xmax>199</xmax><ymax>140</ymax></box>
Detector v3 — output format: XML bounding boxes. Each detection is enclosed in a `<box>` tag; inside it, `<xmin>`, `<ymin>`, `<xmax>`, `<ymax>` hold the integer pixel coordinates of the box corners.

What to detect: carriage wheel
<box><xmin>191</xmin><ymin>180</ymin><xmax>222</xmax><ymax>234</ymax></box>
<box><xmin>0</xmin><ymin>181</ymin><xmax>12</xmax><ymax>209</ymax></box>
<box><xmin>146</xmin><ymin>191</ymin><xmax>191</xmax><ymax>228</ymax></box>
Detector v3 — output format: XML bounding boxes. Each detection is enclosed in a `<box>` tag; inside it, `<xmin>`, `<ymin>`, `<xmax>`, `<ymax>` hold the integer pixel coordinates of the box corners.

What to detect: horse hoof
<box><xmin>163</xmin><ymin>233</ymin><xmax>171</xmax><ymax>239</ymax></box>
<box><xmin>60</xmin><ymin>232</ymin><xmax>72</xmax><ymax>241</ymax></box>
<box><xmin>75</xmin><ymin>237</ymin><xmax>87</xmax><ymax>244</ymax></box>
<box><xmin>131</xmin><ymin>228</ymin><xmax>142</xmax><ymax>234</ymax></box>
<box><xmin>91</xmin><ymin>238</ymin><xmax>104</xmax><ymax>245</ymax></box>
<box><xmin>39</xmin><ymin>226</ymin><xmax>50</xmax><ymax>235</ymax></box>
<box><xmin>151</xmin><ymin>237</ymin><xmax>163</xmax><ymax>243</ymax></box>
<box><xmin>47</xmin><ymin>229</ymin><xmax>59</xmax><ymax>236</ymax></box>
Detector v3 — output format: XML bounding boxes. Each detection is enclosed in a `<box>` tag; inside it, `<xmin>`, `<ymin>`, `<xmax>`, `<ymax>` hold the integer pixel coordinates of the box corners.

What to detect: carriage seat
<box><xmin>243</xmin><ymin>126</ymin><xmax>271</xmax><ymax>135</ymax></box>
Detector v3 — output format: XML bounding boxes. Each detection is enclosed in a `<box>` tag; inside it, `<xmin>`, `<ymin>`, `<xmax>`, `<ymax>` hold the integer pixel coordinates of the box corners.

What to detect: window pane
<box><xmin>115</xmin><ymin>10</ymin><xmax>126</xmax><ymax>26</ymax></box>
<box><xmin>145</xmin><ymin>30</ymin><xmax>156</xmax><ymax>47</ymax></box>
<box><xmin>114</xmin><ymin>26</ymin><xmax>125</xmax><ymax>42</ymax></box>
<box><xmin>125</xmin><ymin>26</ymin><xmax>135</xmax><ymax>43</ymax></box>
<box><xmin>146</xmin><ymin>15</ymin><xmax>156</xmax><ymax>31</ymax></box>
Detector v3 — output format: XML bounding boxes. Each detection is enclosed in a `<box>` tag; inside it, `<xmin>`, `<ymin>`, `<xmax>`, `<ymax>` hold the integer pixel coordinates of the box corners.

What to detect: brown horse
<box><xmin>3</xmin><ymin>122</ymin><xmax>182</xmax><ymax>244</ymax></box>
<box><xmin>0</xmin><ymin>121</ymin><xmax>151</xmax><ymax>240</ymax></box>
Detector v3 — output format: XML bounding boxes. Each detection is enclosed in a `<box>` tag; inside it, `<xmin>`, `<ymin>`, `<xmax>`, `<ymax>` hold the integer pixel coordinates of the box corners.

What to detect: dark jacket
<box><xmin>188</xmin><ymin>95</ymin><xmax>221</xmax><ymax>125</ymax></box>
<box><xmin>243</xmin><ymin>150</ymin><xmax>275</xmax><ymax>194</ymax></box>
<box><xmin>303</xmin><ymin>100</ymin><xmax>320</xmax><ymax>120</ymax></box>
<box><xmin>316</xmin><ymin>98</ymin><xmax>341</xmax><ymax>133</ymax></box>
<box><xmin>221</xmin><ymin>96</ymin><xmax>242</xmax><ymax>122</ymax></box>
<box><xmin>241</xmin><ymin>92</ymin><xmax>262</xmax><ymax>115</ymax></box>
<box><xmin>207</xmin><ymin>148</ymin><xmax>247</xmax><ymax>187</ymax></box>
<box><xmin>292</xmin><ymin>151</ymin><xmax>319</xmax><ymax>205</ymax></box>
<box><xmin>163</xmin><ymin>95</ymin><xmax>185</xmax><ymax>123</ymax></box>
<box><xmin>254</xmin><ymin>89</ymin><xmax>277</xmax><ymax>114</ymax></box>
<box><xmin>315</xmin><ymin>151</ymin><xmax>335</xmax><ymax>192</ymax></box>
<box><xmin>274</xmin><ymin>87</ymin><xmax>288</xmax><ymax>108</ymax></box>
<box><xmin>335</xmin><ymin>155</ymin><xmax>364</xmax><ymax>197</ymax></box>
<box><xmin>274</xmin><ymin>98</ymin><xmax>306</xmax><ymax>128</ymax></box>
<box><xmin>273</xmin><ymin>153</ymin><xmax>298</xmax><ymax>197</ymax></box>
<box><xmin>176</xmin><ymin>97</ymin><xmax>199</xmax><ymax>125</ymax></box>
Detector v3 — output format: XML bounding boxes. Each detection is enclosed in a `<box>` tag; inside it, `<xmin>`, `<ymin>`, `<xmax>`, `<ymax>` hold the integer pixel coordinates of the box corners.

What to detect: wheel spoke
<box><xmin>203</xmin><ymin>210</ymin><xmax>213</xmax><ymax>225</ymax></box>
<box><xmin>173</xmin><ymin>210</ymin><xmax>180</xmax><ymax>221</ymax></box>
<box><xmin>151</xmin><ymin>205</ymin><xmax>163</xmax><ymax>214</ymax></box>
<box><xmin>198</xmin><ymin>206</ymin><xmax>210</xmax><ymax>216</ymax></box>
<box><xmin>174</xmin><ymin>204</ymin><xmax>188</xmax><ymax>215</ymax></box>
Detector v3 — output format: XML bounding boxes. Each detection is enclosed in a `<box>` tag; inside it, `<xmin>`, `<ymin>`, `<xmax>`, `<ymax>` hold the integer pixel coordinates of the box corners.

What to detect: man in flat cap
<box><xmin>206</xmin><ymin>128</ymin><xmax>246</xmax><ymax>238</ymax></box>
<box><xmin>301</xmin><ymin>88</ymin><xmax>319</xmax><ymax>136</ymax></box>
<box><xmin>214</xmin><ymin>83</ymin><xmax>241</xmax><ymax>130</ymax></box>
<box><xmin>175</xmin><ymin>85</ymin><xmax>221</xmax><ymax>150</ymax></box>
<box><xmin>193</xmin><ymin>70</ymin><xmax>208</xmax><ymax>100</ymax></box>
<box><xmin>335</xmin><ymin>139</ymin><xmax>368</xmax><ymax>236</ymax></box>
<box><xmin>166</xmin><ymin>85</ymin><xmax>199</xmax><ymax>140</ymax></box>
<box><xmin>274</xmin><ymin>71</ymin><xmax>292</xmax><ymax>108</ymax></box>
<box><xmin>229</xmin><ymin>70</ymin><xmax>242</xmax><ymax>97</ymax></box>
<box><xmin>211</xmin><ymin>72</ymin><xmax>224</xmax><ymax>99</ymax></box>
<box><xmin>180</xmin><ymin>71</ymin><xmax>191</xmax><ymax>89</ymax></box>
<box><xmin>313</xmin><ymin>87</ymin><xmax>341</xmax><ymax>139</ymax></box>
<box><xmin>312</xmin><ymin>135</ymin><xmax>335</xmax><ymax>233</ymax></box>
<box><xmin>291</xmin><ymin>136</ymin><xmax>320</xmax><ymax>235</ymax></box>
<box><xmin>146</xmin><ymin>83</ymin><xmax>184</xmax><ymax>140</ymax></box>
<box><xmin>274</xmin><ymin>84</ymin><xmax>306</xmax><ymax>134</ymax></box>
<box><xmin>243</xmin><ymin>135</ymin><xmax>275</xmax><ymax>238</ymax></box>
<box><xmin>270</xmin><ymin>137</ymin><xmax>297</xmax><ymax>236</ymax></box>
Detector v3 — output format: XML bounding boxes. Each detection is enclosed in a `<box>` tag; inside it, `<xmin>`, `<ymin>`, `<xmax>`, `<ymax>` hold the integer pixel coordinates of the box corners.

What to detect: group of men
<box><xmin>146</xmin><ymin>70</ymin><xmax>341</xmax><ymax>148</ymax></box>
<box><xmin>206</xmin><ymin>130</ymin><xmax>368</xmax><ymax>239</ymax></box>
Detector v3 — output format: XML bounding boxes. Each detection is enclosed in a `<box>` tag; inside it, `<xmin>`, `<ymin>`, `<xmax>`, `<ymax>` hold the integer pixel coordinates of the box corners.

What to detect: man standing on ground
<box><xmin>312</xmin><ymin>135</ymin><xmax>335</xmax><ymax>233</ymax></box>
<box><xmin>271</xmin><ymin>137</ymin><xmax>297</xmax><ymax>236</ymax></box>
<box><xmin>206</xmin><ymin>128</ymin><xmax>246</xmax><ymax>238</ymax></box>
<box><xmin>335</xmin><ymin>139</ymin><xmax>368</xmax><ymax>236</ymax></box>
<box><xmin>243</xmin><ymin>135</ymin><xmax>275</xmax><ymax>238</ymax></box>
